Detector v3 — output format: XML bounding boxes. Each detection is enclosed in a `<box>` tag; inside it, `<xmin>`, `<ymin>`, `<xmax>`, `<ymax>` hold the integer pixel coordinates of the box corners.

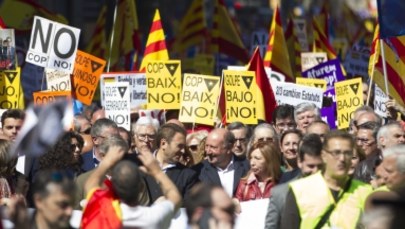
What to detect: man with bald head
<box><xmin>193</xmin><ymin>128</ymin><xmax>250</xmax><ymax>197</ymax></box>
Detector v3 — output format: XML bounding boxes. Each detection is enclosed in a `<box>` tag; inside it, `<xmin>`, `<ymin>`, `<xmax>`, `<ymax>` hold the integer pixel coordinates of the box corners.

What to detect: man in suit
<box><xmin>193</xmin><ymin>128</ymin><xmax>250</xmax><ymax>197</ymax></box>
<box><xmin>144</xmin><ymin>123</ymin><xmax>198</xmax><ymax>203</ymax></box>
<box><xmin>265</xmin><ymin>133</ymin><xmax>324</xmax><ymax>229</ymax></box>
<box><xmin>81</xmin><ymin>118</ymin><xmax>119</xmax><ymax>172</ymax></box>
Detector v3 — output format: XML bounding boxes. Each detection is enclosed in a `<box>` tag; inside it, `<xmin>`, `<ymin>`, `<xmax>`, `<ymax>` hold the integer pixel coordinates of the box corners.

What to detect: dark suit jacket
<box><xmin>192</xmin><ymin>157</ymin><xmax>250</xmax><ymax>196</ymax></box>
<box><xmin>81</xmin><ymin>151</ymin><xmax>96</xmax><ymax>172</ymax></box>
<box><xmin>144</xmin><ymin>163</ymin><xmax>198</xmax><ymax>203</ymax></box>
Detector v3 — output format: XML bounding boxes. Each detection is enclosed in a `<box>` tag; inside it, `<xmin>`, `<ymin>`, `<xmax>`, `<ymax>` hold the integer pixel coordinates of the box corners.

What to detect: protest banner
<box><xmin>250</xmin><ymin>30</ymin><xmax>268</xmax><ymax>57</ymax></box>
<box><xmin>296</xmin><ymin>77</ymin><xmax>327</xmax><ymax>91</ymax></box>
<box><xmin>343</xmin><ymin>44</ymin><xmax>370</xmax><ymax>78</ymax></box>
<box><xmin>33</xmin><ymin>90</ymin><xmax>71</xmax><ymax>106</ymax></box>
<box><xmin>103</xmin><ymin>82</ymin><xmax>131</xmax><ymax>130</ymax></box>
<box><xmin>271</xmin><ymin>81</ymin><xmax>324</xmax><ymax>108</ymax></box>
<box><xmin>100</xmin><ymin>72</ymin><xmax>146</xmax><ymax>109</ymax></box>
<box><xmin>71</xmin><ymin>50</ymin><xmax>106</xmax><ymax>105</ymax></box>
<box><xmin>301</xmin><ymin>58</ymin><xmax>345</xmax><ymax>88</ymax></box>
<box><xmin>301</xmin><ymin>52</ymin><xmax>327</xmax><ymax>71</ymax></box>
<box><xmin>26</xmin><ymin>16</ymin><xmax>81</xmax><ymax>73</ymax></box>
<box><xmin>146</xmin><ymin>60</ymin><xmax>181</xmax><ymax>109</ymax></box>
<box><xmin>223</xmin><ymin>70</ymin><xmax>257</xmax><ymax>124</ymax></box>
<box><xmin>293</xmin><ymin>18</ymin><xmax>309</xmax><ymax>51</ymax></box>
<box><xmin>45</xmin><ymin>68</ymin><xmax>71</xmax><ymax>91</ymax></box>
<box><xmin>0</xmin><ymin>29</ymin><xmax>16</xmax><ymax>70</ymax></box>
<box><xmin>0</xmin><ymin>68</ymin><xmax>23</xmax><ymax>109</ymax></box>
<box><xmin>179</xmin><ymin>73</ymin><xmax>221</xmax><ymax>126</ymax></box>
<box><xmin>335</xmin><ymin>78</ymin><xmax>363</xmax><ymax>129</ymax></box>
<box><xmin>374</xmin><ymin>84</ymin><xmax>388</xmax><ymax>118</ymax></box>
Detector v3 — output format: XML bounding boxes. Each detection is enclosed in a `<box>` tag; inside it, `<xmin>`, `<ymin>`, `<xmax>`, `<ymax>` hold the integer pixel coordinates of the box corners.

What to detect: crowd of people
<box><xmin>0</xmin><ymin>95</ymin><xmax>404</xmax><ymax>228</ymax></box>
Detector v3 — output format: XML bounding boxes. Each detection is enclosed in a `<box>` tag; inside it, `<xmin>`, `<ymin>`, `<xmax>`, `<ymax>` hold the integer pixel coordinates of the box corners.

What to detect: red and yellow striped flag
<box><xmin>368</xmin><ymin>24</ymin><xmax>380</xmax><ymax>78</ymax></box>
<box><xmin>211</xmin><ymin>0</ymin><xmax>249</xmax><ymax>63</ymax></box>
<box><xmin>285</xmin><ymin>18</ymin><xmax>302</xmax><ymax>78</ymax></box>
<box><xmin>172</xmin><ymin>0</ymin><xmax>207</xmax><ymax>54</ymax></box>
<box><xmin>139</xmin><ymin>9</ymin><xmax>169</xmax><ymax>71</ymax></box>
<box><xmin>312</xmin><ymin>18</ymin><xmax>337</xmax><ymax>61</ymax></box>
<box><xmin>264</xmin><ymin>7</ymin><xmax>294</xmax><ymax>82</ymax></box>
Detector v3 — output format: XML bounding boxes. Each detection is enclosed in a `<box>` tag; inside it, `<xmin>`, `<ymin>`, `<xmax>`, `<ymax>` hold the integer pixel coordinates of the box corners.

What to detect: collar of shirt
<box><xmin>246</xmin><ymin>172</ymin><xmax>272</xmax><ymax>185</ymax></box>
<box><xmin>153</xmin><ymin>149</ymin><xmax>177</xmax><ymax>172</ymax></box>
<box><xmin>216</xmin><ymin>156</ymin><xmax>235</xmax><ymax>172</ymax></box>
<box><xmin>92</xmin><ymin>148</ymin><xmax>100</xmax><ymax>166</ymax></box>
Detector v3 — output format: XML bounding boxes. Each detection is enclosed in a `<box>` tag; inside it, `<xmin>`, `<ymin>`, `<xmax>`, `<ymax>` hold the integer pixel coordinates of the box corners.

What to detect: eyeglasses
<box><xmin>71</xmin><ymin>143</ymin><xmax>81</xmax><ymax>149</ymax></box>
<box><xmin>188</xmin><ymin>145</ymin><xmax>199</xmax><ymax>151</ymax></box>
<box><xmin>257</xmin><ymin>137</ymin><xmax>273</xmax><ymax>142</ymax></box>
<box><xmin>137</xmin><ymin>134</ymin><xmax>155</xmax><ymax>141</ymax></box>
<box><xmin>323</xmin><ymin>148</ymin><xmax>353</xmax><ymax>158</ymax></box>
<box><xmin>356</xmin><ymin>137</ymin><xmax>376</xmax><ymax>146</ymax></box>
<box><xmin>81</xmin><ymin>128</ymin><xmax>91</xmax><ymax>135</ymax></box>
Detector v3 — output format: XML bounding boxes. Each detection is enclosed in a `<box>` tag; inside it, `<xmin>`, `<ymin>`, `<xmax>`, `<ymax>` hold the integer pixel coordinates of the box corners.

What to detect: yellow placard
<box><xmin>223</xmin><ymin>70</ymin><xmax>257</xmax><ymax>124</ymax></box>
<box><xmin>0</xmin><ymin>67</ymin><xmax>24</xmax><ymax>109</ymax></box>
<box><xmin>296</xmin><ymin>77</ymin><xmax>327</xmax><ymax>91</ymax></box>
<box><xmin>146</xmin><ymin>60</ymin><xmax>181</xmax><ymax>109</ymax></box>
<box><xmin>179</xmin><ymin>73</ymin><xmax>221</xmax><ymax>126</ymax></box>
<box><xmin>72</xmin><ymin>50</ymin><xmax>106</xmax><ymax>105</ymax></box>
<box><xmin>335</xmin><ymin>78</ymin><xmax>363</xmax><ymax>129</ymax></box>
<box><xmin>33</xmin><ymin>90</ymin><xmax>72</xmax><ymax>106</ymax></box>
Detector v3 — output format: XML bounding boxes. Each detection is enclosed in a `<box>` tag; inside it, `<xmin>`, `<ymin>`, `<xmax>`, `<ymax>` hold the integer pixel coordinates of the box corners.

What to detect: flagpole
<box><xmin>366</xmin><ymin>45</ymin><xmax>378</xmax><ymax>106</ymax></box>
<box><xmin>106</xmin><ymin>0</ymin><xmax>119</xmax><ymax>73</ymax></box>
<box><xmin>380</xmin><ymin>39</ymin><xmax>390</xmax><ymax>96</ymax></box>
<box><xmin>216</xmin><ymin>71</ymin><xmax>224</xmax><ymax>128</ymax></box>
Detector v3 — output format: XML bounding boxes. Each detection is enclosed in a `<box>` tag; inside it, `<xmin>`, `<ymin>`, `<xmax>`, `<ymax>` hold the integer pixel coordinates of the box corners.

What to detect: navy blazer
<box><xmin>192</xmin><ymin>157</ymin><xmax>250</xmax><ymax>196</ymax></box>
<box><xmin>81</xmin><ymin>151</ymin><xmax>96</xmax><ymax>172</ymax></box>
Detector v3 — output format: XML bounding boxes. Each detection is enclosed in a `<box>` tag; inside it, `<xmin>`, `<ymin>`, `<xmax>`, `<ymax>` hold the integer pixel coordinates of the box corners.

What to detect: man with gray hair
<box><xmin>294</xmin><ymin>102</ymin><xmax>320</xmax><ymax>134</ymax></box>
<box><xmin>377</xmin><ymin>122</ymin><xmax>405</xmax><ymax>150</ymax></box>
<box><xmin>131</xmin><ymin>116</ymin><xmax>160</xmax><ymax>154</ymax></box>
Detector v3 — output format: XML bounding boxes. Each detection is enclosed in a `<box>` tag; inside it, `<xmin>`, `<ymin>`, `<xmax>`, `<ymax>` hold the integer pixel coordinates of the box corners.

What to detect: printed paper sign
<box><xmin>100</xmin><ymin>72</ymin><xmax>147</xmax><ymax>109</ymax></box>
<box><xmin>0</xmin><ymin>29</ymin><xmax>17</xmax><ymax>70</ymax></box>
<box><xmin>104</xmin><ymin>82</ymin><xmax>131</xmax><ymax>130</ymax></box>
<box><xmin>271</xmin><ymin>81</ymin><xmax>324</xmax><ymax>108</ymax></box>
<box><xmin>223</xmin><ymin>70</ymin><xmax>258</xmax><ymax>124</ymax></box>
<box><xmin>374</xmin><ymin>84</ymin><xmax>388</xmax><ymax>118</ymax></box>
<box><xmin>26</xmin><ymin>16</ymin><xmax>81</xmax><ymax>73</ymax></box>
<box><xmin>343</xmin><ymin>44</ymin><xmax>370</xmax><ymax>78</ymax></box>
<box><xmin>0</xmin><ymin>68</ymin><xmax>23</xmax><ymax>109</ymax></box>
<box><xmin>335</xmin><ymin>78</ymin><xmax>363</xmax><ymax>129</ymax></box>
<box><xmin>71</xmin><ymin>50</ymin><xmax>106</xmax><ymax>105</ymax></box>
<box><xmin>33</xmin><ymin>90</ymin><xmax>71</xmax><ymax>105</ymax></box>
<box><xmin>250</xmin><ymin>31</ymin><xmax>269</xmax><ymax>57</ymax></box>
<box><xmin>146</xmin><ymin>60</ymin><xmax>181</xmax><ymax>109</ymax></box>
<box><xmin>296</xmin><ymin>77</ymin><xmax>327</xmax><ymax>91</ymax></box>
<box><xmin>293</xmin><ymin>19</ymin><xmax>309</xmax><ymax>52</ymax></box>
<box><xmin>302</xmin><ymin>58</ymin><xmax>345</xmax><ymax>88</ymax></box>
<box><xmin>301</xmin><ymin>52</ymin><xmax>327</xmax><ymax>71</ymax></box>
<box><xmin>46</xmin><ymin>68</ymin><xmax>71</xmax><ymax>91</ymax></box>
<box><xmin>179</xmin><ymin>73</ymin><xmax>221</xmax><ymax>126</ymax></box>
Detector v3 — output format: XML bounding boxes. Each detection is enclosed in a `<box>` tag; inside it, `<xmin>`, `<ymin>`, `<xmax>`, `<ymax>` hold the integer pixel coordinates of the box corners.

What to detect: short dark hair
<box><xmin>111</xmin><ymin>160</ymin><xmax>142</xmax><ymax>206</ymax></box>
<box><xmin>357</xmin><ymin>121</ymin><xmax>380</xmax><ymax>140</ymax></box>
<box><xmin>272</xmin><ymin>104</ymin><xmax>295</xmax><ymax>124</ymax></box>
<box><xmin>156</xmin><ymin>123</ymin><xmax>186</xmax><ymax>148</ymax></box>
<box><xmin>323</xmin><ymin>130</ymin><xmax>355</xmax><ymax>149</ymax></box>
<box><xmin>227</xmin><ymin>121</ymin><xmax>251</xmax><ymax>139</ymax></box>
<box><xmin>32</xmin><ymin>170</ymin><xmax>75</xmax><ymax>199</ymax></box>
<box><xmin>223</xmin><ymin>129</ymin><xmax>236</xmax><ymax>150</ymax></box>
<box><xmin>1</xmin><ymin>109</ymin><xmax>24</xmax><ymax>126</ymax></box>
<box><xmin>299</xmin><ymin>134</ymin><xmax>322</xmax><ymax>161</ymax></box>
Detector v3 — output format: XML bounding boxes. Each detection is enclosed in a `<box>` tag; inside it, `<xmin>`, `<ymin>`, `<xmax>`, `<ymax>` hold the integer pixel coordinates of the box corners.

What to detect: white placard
<box><xmin>301</xmin><ymin>52</ymin><xmax>327</xmax><ymax>72</ymax></box>
<box><xmin>271</xmin><ymin>81</ymin><xmax>324</xmax><ymax>108</ymax></box>
<box><xmin>374</xmin><ymin>84</ymin><xmax>388</xmax><ymax>118</ymax></box>
<box><xmin>293</xmin><ymin>18</ymin><xmax>309</xmax><ymax>52</ymax></box>
<box><xmin>103</xmin><ymin>82</ymin><xmax>131</xmax><ymax>130</ymax></box>
<box><xmin>45</xmin><ymin>68</ymin><xmax>71</xmax><ymax>91</ymax></box>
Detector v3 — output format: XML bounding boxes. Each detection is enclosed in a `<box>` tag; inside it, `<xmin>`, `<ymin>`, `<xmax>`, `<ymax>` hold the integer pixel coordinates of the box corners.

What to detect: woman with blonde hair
<box><xmin>234</xmin><ymin>142</ymin><xmax>281</xmax><ymax>202</ymax></box>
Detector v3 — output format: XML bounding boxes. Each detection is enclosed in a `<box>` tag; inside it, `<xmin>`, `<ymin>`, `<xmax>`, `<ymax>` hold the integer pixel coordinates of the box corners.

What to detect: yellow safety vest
<box><xmin>289</xmin><ymin>172</ymin><xmax>372</xmax><ymax>229</ymax></box>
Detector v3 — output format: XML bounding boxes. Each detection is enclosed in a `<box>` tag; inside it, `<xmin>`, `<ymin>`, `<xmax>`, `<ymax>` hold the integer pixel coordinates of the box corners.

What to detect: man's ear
<box><xmin>160</xmin><ymin>139</ymin><xmax>168</xmax><ymax>149</ymax></box>
<box><xmin>33</xmin><ymin>193</ymin><xmax>43</xmax><ymax>209</ymax></box>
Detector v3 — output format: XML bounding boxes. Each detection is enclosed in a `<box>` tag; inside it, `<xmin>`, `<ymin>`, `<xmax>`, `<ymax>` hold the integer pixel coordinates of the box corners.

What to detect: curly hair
<box><xmin>38</xmin><ymin>131</ymin><xmax>83</xmax><ymax>172</ymax></box>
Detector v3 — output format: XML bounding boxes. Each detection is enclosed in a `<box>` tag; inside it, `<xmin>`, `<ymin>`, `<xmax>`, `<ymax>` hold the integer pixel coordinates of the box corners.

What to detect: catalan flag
<box><xmin>172</xmin><ymin>0</ymin><xmax>207</xmax><ymax>54</ymax></box>
<box><xmin>285</xmin><ymin>18</ymin><xmax>302</xmax><ymax>78</ymax></box>
<box><xmin>312</xmin><ymin>18</ymin><xmax>337</xmax><ymax>61</ymax></box>
<box><xmin>211</xmin><ymin>0</ymin><xmax>249</xmax><ymax>63</ymax></box>
<box><xmin>368</xmin><ymin>24</ymin><xmax>380</xmax><ymax>78</ymax></box>
<box><xmin>249</xmin><ymin>47</ymin><xmax>277</xmax><ymax>122</ymax></box>
<box><xmin>264</xmin><ymin>7</ymin><xmax>294</xmax><ymax>82</ymax></box>
<box><xmin>139</xmin><ymin>9</ymin><xmax>169</xmax><ymax>71</ymax></box>
<box><xmin>86</xmin><ymin>5</ymin><xmax>107</xmax><ymax>60</ymax></box>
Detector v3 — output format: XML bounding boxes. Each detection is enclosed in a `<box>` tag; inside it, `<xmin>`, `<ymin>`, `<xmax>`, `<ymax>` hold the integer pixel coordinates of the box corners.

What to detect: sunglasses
<box><xmin>188</xmin><ymin>145</ymin><xmax>198</xmax><ymax>151</ymax></box>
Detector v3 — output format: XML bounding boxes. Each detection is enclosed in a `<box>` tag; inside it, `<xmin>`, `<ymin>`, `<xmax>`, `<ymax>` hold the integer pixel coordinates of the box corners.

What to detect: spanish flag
<box><xmin>139</xmin><ymin>9</ymin><xmax>169</xmax><ymax>71</ymax></box>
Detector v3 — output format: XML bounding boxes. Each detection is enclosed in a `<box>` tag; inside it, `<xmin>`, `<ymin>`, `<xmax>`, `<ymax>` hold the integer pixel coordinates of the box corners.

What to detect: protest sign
<box><xmin>271</xmin><ymin>81</ymin><xmax>324</xmax><ymax>108</ymax></box>
<box><xmin>374</xmin><ymin>84</ymin><xmax>388</xmax><ymax>118</ymax></box>
<box><xmin>71</xmin><ymin>50</ymin><xmax>106</xmax><ymax>105</ymax></box>
<box><xmin>296</xmin><ymin>77</ymin><xmax>327</xmax><ymax>91</ymax></box>
<box><xmin>343</xmin><ymin>44</ymin><xmax>370</xmax><ymax>78</ymax></box>
<box><xmin>179</xmin><ymin>73</ymin><xmax>221</xmax><ymax>126</ymax></box>
<box><xmin>293</xmin><ymin>18</ymin><xmax>309</xmax><ymax>51</ymax></box>
<box><xmin>33</xmin><ymin>90</ymin><xmax>71</xmax><ymax>106</ymax></box>
<box><xmin>104</xmin><ymin>82</ymin><xmax>131</xmax><ymax>130</ymax></box>
<box><xmin>0</xmin><ymin>68</ymin><xmax>23</xmax><ymax>109</ymax></box>
<box><xmin>26</xmin><ymin>16</ymin><xmax>81</xmax><ymax>73</ymax></box>
<box><xmin>45</xmin><ymin>68</ymin><xmax>71</xmax><ymax>91</ymax></box>
<box><xmin>146</xmin><ymin>60</ymin><xmax>181</xmax><ymax>109</ymax></box>
<box><xmin>0</xmin><ymin>29</ymin><xmax>16</xmax><ymax>70</ymax></box>
<box><xmin>302</xmin><ymin>58</ymin><xmax>345</xmax><ymax>88</ymax></box>
<box><xmin>100</xmin><ymin>72</ymin><xmax>146</xmax><ymax>109</ymax></box>
<box><xmin>335</xmin><ymin>78</ymin><xmax>363</xmax><ymax>129</ymax></box>
<box><xmin>301</xmin><ymin>52</ymin><xmax>327</xmax><ymax>71</ymax></box>
<box><xmin>223</xmin><ymin>70</ymin><xmax>257</xmax><ymax>124</ymax></box>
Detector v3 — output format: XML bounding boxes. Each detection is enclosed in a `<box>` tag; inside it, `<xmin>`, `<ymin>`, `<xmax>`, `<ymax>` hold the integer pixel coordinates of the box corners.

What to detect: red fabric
<box><xmin>234</xmin><ymin>175</ymin><xmax>275</xmax><ymax>202</ymax></box>
<box><xmin>248</xmin><ymin>48</ymin><xmax>278</xmax><ymax>122</ymax></box>
<box><xmin>81</xmin><ymin>180</ymin><xmax>122</xmax><ymax>229</ymax></box>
